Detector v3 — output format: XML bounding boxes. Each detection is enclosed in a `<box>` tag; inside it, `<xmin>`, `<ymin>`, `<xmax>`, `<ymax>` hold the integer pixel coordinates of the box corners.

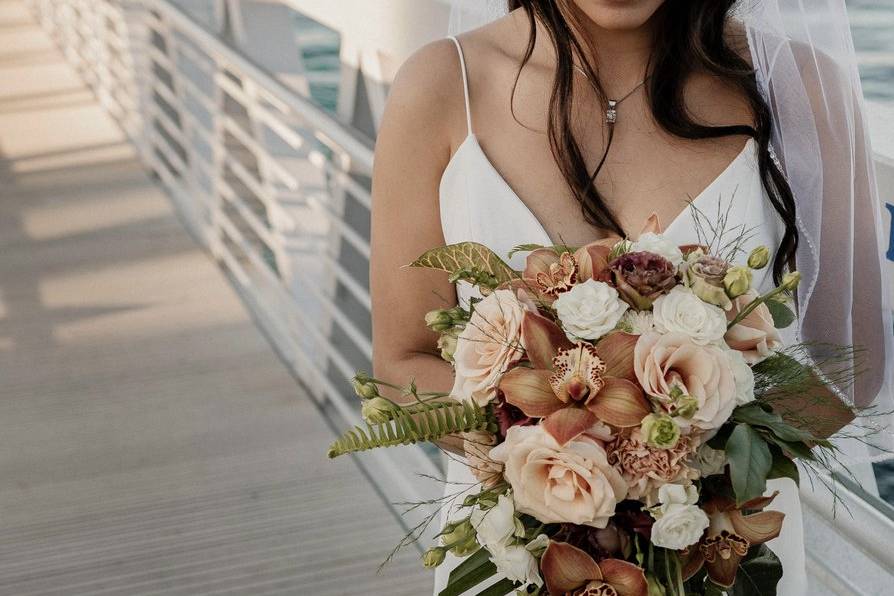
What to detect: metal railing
<box><xmin>25</xmin><ymin>0</ymin><xmax>441</xmax><ymax>522</ymax></box>
<box><xmin>26</xmin><ymin>0</ymin><xmax>894</xmax><ymax>590</ymax></box>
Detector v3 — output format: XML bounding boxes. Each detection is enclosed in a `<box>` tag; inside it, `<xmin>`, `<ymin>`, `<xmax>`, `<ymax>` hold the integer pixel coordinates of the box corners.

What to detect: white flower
<box><xmin>470</xmin><ymin>494</ymin><xmax>515</xmax><ymax>549</ymax></box>
<box><xmin>726</xmin><ymin>348</ymin><xmax>756</xmax><ymax>405</ymax></box>
<box><xmin>691</xmin><ymin>444</ymin><xmax>727</xmax><ymax>477</ymax></box>
<box><xmin>489</xmin><ymin>543</ymin><xmax>543</xmax><ymax>588</ymax></box>
<box><xmin>619</xmin><ymin>310</ymin><xmax>655</xmax><ymax>335</ymax></box>
<box><xmin>657</xmin><ymin>483</ymin><xmax>699</xmax><ymax>507</ymax></box>
<box><xmin>652</xmin><ymin>286</ymin><xmax>727</xmax><ymax>345</ymax></box>
<box><xmin>650</xmin><ymin>484</ymin><xmax>709</xmax><ymax>550</ymax></box>
<box><xmin>554</xmin><ymin>279</ymin><xmax>629</xmax><ymax>341</ymax></box>
<box><xmin>631</xmin><ymin>232</ymin><xmax>684</xmax><ymax>267</ymax></box>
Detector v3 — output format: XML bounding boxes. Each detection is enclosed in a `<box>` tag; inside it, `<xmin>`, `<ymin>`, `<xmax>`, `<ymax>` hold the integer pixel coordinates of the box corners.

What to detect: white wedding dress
<box><xmin>433</xmin><ymin>37</ymin><xmax>807</xmax><ymax>596</ymax></box>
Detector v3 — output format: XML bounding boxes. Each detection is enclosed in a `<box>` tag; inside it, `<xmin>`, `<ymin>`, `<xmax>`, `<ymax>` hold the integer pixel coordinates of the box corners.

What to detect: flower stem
<box><xmin>726</xmin><ymin>284</ymin><xmax>788</xmax><ymax>330</ymax></box>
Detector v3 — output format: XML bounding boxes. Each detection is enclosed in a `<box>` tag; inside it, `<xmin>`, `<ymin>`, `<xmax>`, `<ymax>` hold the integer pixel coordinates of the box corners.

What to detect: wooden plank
<box><xmin>0</xmin><ymin>3</ymin><xmax>431</xmax><ymax>594</ymax></box>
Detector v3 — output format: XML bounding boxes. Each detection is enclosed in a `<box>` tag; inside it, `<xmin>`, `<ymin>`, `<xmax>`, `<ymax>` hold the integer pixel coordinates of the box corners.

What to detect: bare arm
<box><xmin>370</xmin><ymin>41</ymin><xmax>466</xmax><ymax>408</ymax></box>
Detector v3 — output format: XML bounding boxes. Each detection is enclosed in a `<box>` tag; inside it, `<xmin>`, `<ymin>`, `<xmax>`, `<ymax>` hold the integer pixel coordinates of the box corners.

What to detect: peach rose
<box><xmin>724</xmin><ymin>289</ymin><xmax>782</xmax><ymax>364</ymax></box>
<box><xmin>451</xmin><ymin>289</ymin><xmax>526</xmax><ymax>405</ymax></box>
<box><xmin>490</xmin><ymin>425</ymin><xmax>627</xmax><ymax>528</ymax></box>
<box><xmin>633</xmin><ymin>331</ymin><xmax>737</xmax><ymax>432</ymax></box>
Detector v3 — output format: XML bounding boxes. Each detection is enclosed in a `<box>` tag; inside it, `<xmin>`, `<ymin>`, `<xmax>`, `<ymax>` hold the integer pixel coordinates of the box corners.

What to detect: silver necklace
<box><xmin>573</xmin><ymin>65</ymin><xmax>648</xmax><ymax>125</ymax></box>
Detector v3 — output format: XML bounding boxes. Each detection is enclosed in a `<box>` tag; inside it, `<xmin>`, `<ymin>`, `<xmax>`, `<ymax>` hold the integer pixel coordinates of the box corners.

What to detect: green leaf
<box><xmin>410</xmin><ymin>242</ymin><xmax>518</xmax><ymax>287</ymax></box>
<box><xmin>766</xmin><ymin>444</ymin><xmax>800</xmax><ymax>485</ymax></box>
<box><xmin>765</xmin><ymin>298</ymin><xmax>796</xmax><ymax>329</ymax></box>
<box><xmin>439</xmin><ymin>549</ymin><xmax>497</xmax><ymax>596</ymax></box>
<box><xmin>507</xmin><ymin>243</ymin><xmax>547</xmax><ymax>259</ymax></box>
<box><xmin>475</xmin><ymin>578</ymin><xmax>519</xmax><ymax>596</ymax></box>
<box><xmin>729</xmin><ymin>545</ymin><xmax>783</xmax><ymax>596</ymax></box>
<box><xmin>327</xmin><ymin>400</ymin><xmax>493</xmax><ymax>458</ymax></box>
<box><xmin>732</xmin><ymin>403</ymin><xmax>815</xmax><ymax>443</ymax></box>
<box><xmin>725</xmin><ymin>424</ymin><xmax>772</xmax><ymax>505</ymax></box>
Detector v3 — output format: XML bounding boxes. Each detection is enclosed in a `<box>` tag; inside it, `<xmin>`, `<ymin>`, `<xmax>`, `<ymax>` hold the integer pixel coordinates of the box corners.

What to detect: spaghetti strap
<box><xmin>447</xmin><ymin>36</ymin><xmax>473</xmax><ymax>135</ymax></box>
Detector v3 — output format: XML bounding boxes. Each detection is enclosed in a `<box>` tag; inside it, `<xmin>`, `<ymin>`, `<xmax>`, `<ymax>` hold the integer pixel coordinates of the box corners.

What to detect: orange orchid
<box><xmin>680</xmin><ymin>493</ymin><xmax>785</xmax><ymax>588</ymax></box>
<box><xmin>541</xmin><ymin>541</ymin><xmax>648</xmax><ymax>596</ymax></box>
<box><xmin>498</xmin><ymin>311</ymin><xmax>651</xmax><ymax>445</ymax></box>
<box><xmin>520</xmin><ymin>239</ymin><xmax>618</xmax><ymax>303</ymax></box>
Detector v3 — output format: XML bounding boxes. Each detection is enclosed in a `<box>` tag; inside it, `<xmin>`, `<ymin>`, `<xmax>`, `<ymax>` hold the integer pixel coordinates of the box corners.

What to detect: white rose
<box><xmin>554</xmin><ymin>279</ymin><xmax>629</xmax><ymax>341</ymax></box>
<box><xmin>652</xmin><ymin>286</ymin><xmax>727</xmax><ymax>345</ymax></box>
<box><xmin>631</xmin><ymin>232</ymin><xmax>684</xmax><ymax>267</ymax></box>
<box><xmin>488</xmin><ymin>543</ymin><xmax>543</xmax><ymax>588</ymax></box>
<box><xmin>650</xmin><ymin>484</ymin><xmax>709</xmax><ymax>550</ymax></box>
<box><xmin>691</xmin><ymin>444</ymin><xmax>727</xmax><ymax>477</ymax></box>
<box><xmin>470</xmin><ymin>494</ymin><xmax>516</xmax><ymax>549</ymax></box>
<box><xmin>650</xmin><ymin>502</ymin><xmax>710</xmax><ymax>549</ymax></box>
<box><xmin>726</xmin><ymin>348</ymin><xmax>756</xmax><ymax>405</ymax></box>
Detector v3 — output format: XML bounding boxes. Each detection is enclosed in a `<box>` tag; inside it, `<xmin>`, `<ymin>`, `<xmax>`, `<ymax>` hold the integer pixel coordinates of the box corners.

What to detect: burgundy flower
<box><xmin>609</xmin><ymin>251</ymin><xmax>677</xmax><ymax>309</ymax></box>
<box><xmin>492</xmin><ymin>396</ymin><xmax>533</xmax><ymax>439</ymax></box>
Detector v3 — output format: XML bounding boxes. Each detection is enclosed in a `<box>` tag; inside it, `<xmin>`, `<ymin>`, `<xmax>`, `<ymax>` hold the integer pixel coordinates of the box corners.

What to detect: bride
<box><xmin>368</xmin><ymin>1</ymin><xmax>892</xmax><ymax>594</ymax></box>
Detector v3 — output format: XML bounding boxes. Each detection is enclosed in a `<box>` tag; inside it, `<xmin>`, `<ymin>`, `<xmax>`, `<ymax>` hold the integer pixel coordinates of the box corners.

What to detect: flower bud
<box><xmin>351</xmin><ymin>376</ymin><xmax>379</xmax><ymax>400</ymax></box>
<box><xmin>422</xmin><ymin>547</ymin><xmax>446</xmax><ymax>568</ymax></box>
<box><xmin>424</xmin><ymin>309</ymin><xmax>454</xmax><ymax>333</ymax></box>
<box><xmin>640</xmin><ymin>413</ymin><xmax>681</xmax><ymax>449</ymax></box>
<box><xmin>724</xmin><ymin>266</ymin><xmax>753</xmax><ymax>298</ymax></box>
<box><xmin>361</xmin><ymin>397</ymin><xmax>397</xmax><ymax>424</ymax></box>
<box><xmin>440</xmin><ymin>519</ymin><xmax>475</xmax><ymax>548</ymax></box>
<box><xmin>437</xmin><ymin>333</ymin><xmax>458</xmax><ymax>362</ymax></box>
<box><xmin>782</xmin><ymin>271</ymin><xmax>801</xmax><ymax>291</ymax></box>
<box><xmin>747</xmin><ymin>245</ymin><xmax>771</xmax><ymax>269</ymax></box>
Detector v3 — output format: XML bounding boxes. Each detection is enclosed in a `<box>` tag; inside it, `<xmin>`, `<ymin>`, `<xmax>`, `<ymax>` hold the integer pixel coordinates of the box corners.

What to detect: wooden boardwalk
<box><xmin>0</xmin><ymin>2</ymin><xmax>430</xmax><ymax>594</ymax></box>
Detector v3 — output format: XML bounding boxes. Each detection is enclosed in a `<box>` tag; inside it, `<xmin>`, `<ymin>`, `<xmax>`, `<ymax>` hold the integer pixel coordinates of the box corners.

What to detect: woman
<box><xmin>369</xmin><ymin>1</ymin><xmax>892</xmax><ymax>594</ymax></box>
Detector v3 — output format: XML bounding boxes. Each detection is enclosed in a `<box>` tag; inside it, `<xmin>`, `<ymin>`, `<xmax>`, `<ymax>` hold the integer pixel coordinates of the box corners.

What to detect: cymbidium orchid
<box><xmin>680</xmin><ymin>493</ymin><xmax>785</xmax><ymax>588</ymax></box>
<box><xmin>520</xmin><ymin>239</ymin><xmax>618</xmax><ymax>304</ymax></box>
<box><xmin>498</xmin><ymin>311</ymin><xmax>650</xmax><ymax>445</ymax></box>
<box><xmin>541</xmin><ymin>541</ymin><xmax>649</xmax><ymax>596</ymax></box>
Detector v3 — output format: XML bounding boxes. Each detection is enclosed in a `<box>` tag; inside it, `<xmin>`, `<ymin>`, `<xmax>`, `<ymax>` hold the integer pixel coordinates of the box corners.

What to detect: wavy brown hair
<box><xmin>506</xmin><ymin>0</ymin><xmax>797</xmax><ymax>282</ymax></box>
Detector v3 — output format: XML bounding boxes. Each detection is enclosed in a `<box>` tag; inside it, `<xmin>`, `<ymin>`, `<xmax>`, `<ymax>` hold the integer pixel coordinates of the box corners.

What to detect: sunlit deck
<box><xmin>0</xmin><ymin>2</ymin><xmax>428</xmax><ymax>593</ymax></box>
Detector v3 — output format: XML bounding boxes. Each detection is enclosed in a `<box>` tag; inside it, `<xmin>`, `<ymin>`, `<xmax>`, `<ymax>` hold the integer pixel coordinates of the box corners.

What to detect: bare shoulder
<box><xmin>380</xmin><ymin>38</ymin><xmax>467</xmax><ymax>146</ymax></box>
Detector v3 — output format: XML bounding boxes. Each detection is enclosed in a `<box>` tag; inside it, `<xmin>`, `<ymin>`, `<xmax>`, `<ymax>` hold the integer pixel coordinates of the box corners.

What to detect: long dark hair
<box><xmin>506</xmin><ymin>0</ymin><xmax>797</xmax><ymax>283</ymax></box>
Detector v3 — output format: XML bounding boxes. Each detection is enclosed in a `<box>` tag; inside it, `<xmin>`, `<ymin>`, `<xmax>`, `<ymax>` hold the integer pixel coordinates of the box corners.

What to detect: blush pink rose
<box><xmin>451</xmin><ymin>289</ymin><xmax>526</xmax><ymax>406</ymax></box>
<box><xmin>724</xmin><ymin>289</ymin><xmax>783</xmax><ymax>364</ymax></box>
<box><xmin>633</xmin><ymin>331</ymin><xmax>737</xmax><ymax>432</ymax></box>
<box><xmin>490</xmin><ymin>424</ymin><xmax>628</xmax><ymax>528</ymax></box>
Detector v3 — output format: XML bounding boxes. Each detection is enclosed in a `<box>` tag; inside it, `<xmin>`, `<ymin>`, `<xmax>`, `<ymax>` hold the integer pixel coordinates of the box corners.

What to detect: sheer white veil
<box><xmin>446</xmin><ymin>0</ymin><xmax>894</xmax><ymax>425</ymax></box>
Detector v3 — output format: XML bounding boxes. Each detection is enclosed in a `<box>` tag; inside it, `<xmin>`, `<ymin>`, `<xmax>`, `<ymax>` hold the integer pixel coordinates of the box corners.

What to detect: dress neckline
<box><xmin>442</xmin><ymin>134</ymin><xmax>756</xmax><ymax>246</ymax></box>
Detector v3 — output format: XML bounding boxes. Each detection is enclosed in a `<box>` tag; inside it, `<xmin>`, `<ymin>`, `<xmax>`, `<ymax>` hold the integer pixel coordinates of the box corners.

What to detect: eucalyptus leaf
<box><xmin>729</xmin><ymin>545</ymin><xmax>783</xmax><ymax>596</ymax></box>
<box><xmin>765</xmin><ymin>298</ymin><xmax>796</xmax><ymax>329</ymax></box>
<box><xmin>725</xmin><ymin>424</ymin><xmax>772</xmax><ymax>505</ymax></box>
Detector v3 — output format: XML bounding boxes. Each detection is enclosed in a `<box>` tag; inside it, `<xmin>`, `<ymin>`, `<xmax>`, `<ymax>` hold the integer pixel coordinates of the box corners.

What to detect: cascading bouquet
<box><xmin>327</xmin><ymin>216</ymin><xmax>862</xmax><ymax>596</ymax></box>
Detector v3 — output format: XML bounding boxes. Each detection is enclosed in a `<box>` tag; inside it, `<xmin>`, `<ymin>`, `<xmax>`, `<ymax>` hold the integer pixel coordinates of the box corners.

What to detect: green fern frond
<box><xmin>327</xmin><ymin>401</ymin><xmax>495</xmax><ymax>458</ymax></box>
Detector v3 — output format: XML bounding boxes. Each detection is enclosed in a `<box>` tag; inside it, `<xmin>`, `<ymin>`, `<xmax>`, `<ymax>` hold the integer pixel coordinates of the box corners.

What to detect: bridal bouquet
<box><xmin>328</xmin><ymin>217</ymin><xmax>859</xmax><ymax>596</ymax></box>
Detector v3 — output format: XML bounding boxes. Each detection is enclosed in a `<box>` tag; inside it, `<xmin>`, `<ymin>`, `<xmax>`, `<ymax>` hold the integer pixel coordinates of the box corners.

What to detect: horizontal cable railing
<box><xmin>25</xmin><ymin>0</ymin><xmax>441</xmax><ymax>530</ymax></box>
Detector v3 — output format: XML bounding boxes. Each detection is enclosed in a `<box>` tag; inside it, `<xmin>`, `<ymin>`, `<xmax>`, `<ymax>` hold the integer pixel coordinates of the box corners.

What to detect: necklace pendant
<box><xmin>605</xmin><ymin>99</ymin><xmax>618</xmax><ymax>124</ymax></box>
